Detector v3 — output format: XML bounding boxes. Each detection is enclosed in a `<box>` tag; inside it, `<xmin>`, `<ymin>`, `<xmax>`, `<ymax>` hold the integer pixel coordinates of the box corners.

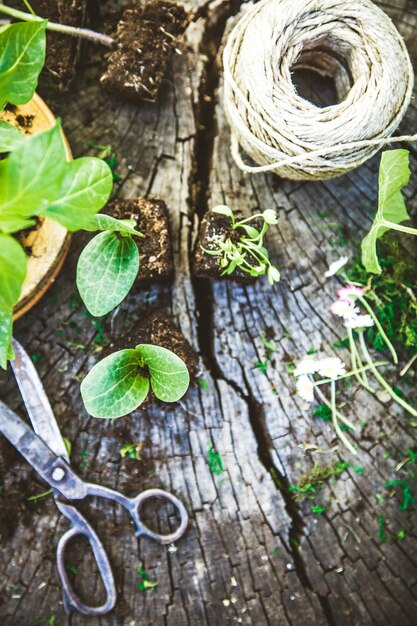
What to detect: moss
<box><xmin>346</xmin><ymin>235</ymin><xmax>417</xmax><ymax>354</ymax></box>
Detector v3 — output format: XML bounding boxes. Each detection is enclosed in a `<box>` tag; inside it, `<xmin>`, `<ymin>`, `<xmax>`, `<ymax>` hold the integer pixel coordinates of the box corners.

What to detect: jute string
<box><xmin>223</xmin><ymin>0</ymin><xmax>416</xmax><ymax>180</ymax></box>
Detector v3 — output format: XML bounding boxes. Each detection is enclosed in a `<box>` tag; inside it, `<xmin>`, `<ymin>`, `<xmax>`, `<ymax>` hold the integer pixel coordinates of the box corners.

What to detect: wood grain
<box><xmin>0</xmin><ymin>1</ymin><xmax>416</xmax><ymax>625</ymax></box>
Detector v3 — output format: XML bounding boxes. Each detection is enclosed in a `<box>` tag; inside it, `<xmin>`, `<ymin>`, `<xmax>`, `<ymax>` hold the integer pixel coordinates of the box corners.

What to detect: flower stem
<box><xmin>313</xmin><ymin>383</ymin><xmax>356</xmax><ymax>430</ymax></box>
<box><xmin>358</xmin><ymin>296</ymin><xmax>398</xmax><ymax>364</ymax></box>
<box><xmin>358</xmin><ymin>332</ymin><xmax>417</xmax><ymax>417</ymax></box>
<box><xmin>0</xmin><ymin>3</ymin><xmax>114</xmax><ymax>47</ymax></box>
<box><xmin>330</xmin><ymin>379</ymin><xmax>357</xmax><ymax>455</ymax></box>
<box><xmin>347</xmin><ymin>327</ymin><xmax>375</xmax><ymax>392</ymax></box>
<box><xmin>314</xmin><ymin>361</ymin><xmax>389</xmax><ymax>386</ymax></box>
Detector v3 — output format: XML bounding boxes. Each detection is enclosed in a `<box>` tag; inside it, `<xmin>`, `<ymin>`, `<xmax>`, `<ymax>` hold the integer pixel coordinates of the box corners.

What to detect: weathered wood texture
<box><xmin>1</xmin><ymin>1</ymin><xmax>417</xmax><ymax>625</ymax></box>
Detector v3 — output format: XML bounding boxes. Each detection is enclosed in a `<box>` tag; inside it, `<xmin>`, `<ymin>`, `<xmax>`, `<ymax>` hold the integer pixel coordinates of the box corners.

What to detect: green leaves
<box><xmin>0</xmin><ymin>233</ymin><xmax>27</xmax><ymax>311</ymax></box>
<box><xmin>81</xmin><ymin>350</ymin><xmax>150</xmax><ymax>419</ymax></box>
<box><xmin>0</xmin><ymin>309</ymin><xmax>14</xmax><ymax>370</ymax></box>
<box><xmin>0</xmin><ymin>21</ymin><xmax>47</xmax><ymax>109</ymax></box>
<box><xmin>0</xmin><ymin>122</ymin><xmax>66</xmax><ymax>232</ymax></box>
<box><xmin>76</xmin><ymin>231</ymin><xmax>139</xmax><ymax>317</ymax></box>
<box><xmin>83</xmin><ymin>213</ymin><xmax>143</xmax><ymax>237</ymax></box>
<box><xmin>0</xmin><ymin>121</ymin><xmax>113</xmax><ymax>233</ymax></box>
<box><xmin>136</xmin><ymin>344</ymin><xmax>190</xmax><ymax>402</ymax></box>
<box><xmin>361</xmin><ymin>150</ymin><xmax>414</xmax><ymax>274</ymax></box>
<box><xmin>81</xmin><ymin>344</ymin><xmax>190</xmax><ymax>419</ymax></box>
<box><xmin>0</xmin><ymin>120</ymin><xmax>23</xmax><ymax>152</ymax></box>
<box><xmin>43</xmin><ymin>158</ymin><xmax>113</xmax><ymax>231</ymax></box>
<box><xmin>0</xmin><ymin>234</ymin><xmax>26</xmax><ymax>369</ymax></box>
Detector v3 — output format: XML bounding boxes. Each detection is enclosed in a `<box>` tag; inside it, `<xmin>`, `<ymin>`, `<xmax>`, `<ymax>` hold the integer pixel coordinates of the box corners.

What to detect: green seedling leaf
<box><xmin>83</xmin><ymin>213</ymin><xmax>143</xmax><ymax>237</ymax></box>
<box><xmin>240</xmin><ymin>224</ymin><xmax>259</xmax><ymax>238</ymax></box>
<box><xmin>212</xmin><ymin>204</ymin><xmax>234</xmax><ymax>219</ymax></box>
<box><xmin>361</xmin><ymin>150</ymin><xmax>412</xmax><ymax>274</ymax></box>
<box><xmin>0</xmin><ymin>121</ymin><xmax>23</xmax><ymax>152</ymax></box>
<box><xmin>43</xmin><ymin>157</ymin><xmax>113</xmax><ymax>231</ymax></box>
<box><xmin>0</xmin><ymin>233</ymin><xmax>27</xmax><ymax>310</ymax></box>
<box><xmin>0</xmin><ymin>21</ymin><xmax>46</xmax><ymax>108</ymax></box>
<box><xmin>136</xmin><ymin>344</ymin><xmax>190</xmax><ymax>402</ymax></box>
<box><xmin>0</xmin><ymin>122</ymin><xmax>66</xmax><ymax>232</ymax></box>
<box><xmin>76</xmin><ymin>231</ymin><xmax>139</xmax><ymax>316</ymax></box>
<box><xmin>81</xmin><ymin>349</ymin><xmax>150</xmax><ymax>418</ymax></box>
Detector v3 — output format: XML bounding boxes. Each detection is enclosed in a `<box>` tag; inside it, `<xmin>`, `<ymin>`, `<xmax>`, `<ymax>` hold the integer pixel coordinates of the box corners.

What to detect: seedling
<box><xmin>0</xmin><ymin>0</ymin><xmax>190</xmax><ymax>103</ymax></box>
<box><xmin>207</xmin><ymin>445</ymin><xmax>224</xmax><ymax>475</ymax></box>
<box><xmin>77</xmin><ymin>213</ymin><xmax>143</xmax><ymax>317</ymax></box>
<box><xmin>361</xmin><ymin>149</ymin><xmax>417</xmax><ymax>274</ymax></box>
<box><xmin>81</xmin><ymin>344</ymin><xmax>190</xmax><ymax>419</ymax></box>
<box><xmin>120</xmin><ymin>442</ymin><xmax>143</xmax><ymax>460</ymax></box>
<box><xmin>201</xmin><ymin>205</ymin><xmax>281</xmax><ymax>284</ymax></box>
<box><xmin>137</xmin><ymin>566</ymin><xmax>158</xmax><ymax>592</ymax></box>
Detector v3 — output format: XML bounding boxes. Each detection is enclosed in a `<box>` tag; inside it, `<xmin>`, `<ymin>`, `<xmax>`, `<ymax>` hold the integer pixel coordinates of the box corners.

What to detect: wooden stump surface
<box><xmin>1</xmin><ymin>1</ymin><xmax>417</xmax><ymax>625</ymax></box>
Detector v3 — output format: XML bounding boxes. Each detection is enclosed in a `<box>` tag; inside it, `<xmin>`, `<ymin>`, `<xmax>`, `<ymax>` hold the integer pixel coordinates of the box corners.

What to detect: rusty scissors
<box><xmin>0</xmin><ymin>339</ymin><xmax>188</xmax><ymax>616</ymax></box>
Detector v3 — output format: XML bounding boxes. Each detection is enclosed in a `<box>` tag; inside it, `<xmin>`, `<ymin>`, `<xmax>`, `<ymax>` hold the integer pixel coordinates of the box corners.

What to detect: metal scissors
<box><xmin>0</xmin><ymin>339</ymin><xmax>188</xmax><ymax>616</ymax></box>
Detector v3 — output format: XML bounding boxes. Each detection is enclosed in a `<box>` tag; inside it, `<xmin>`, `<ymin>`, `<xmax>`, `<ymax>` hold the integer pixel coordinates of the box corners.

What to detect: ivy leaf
<box><xmin>0</xmin><ymin>21</ymin><xmax>47</xmax><ymax>109</ymax></box>
<box><xmin>81</xmin><ymin>349</ymin><xmax>149</xmax><ymax>418</ymax></box>
<box><xmin>0</xmin><ymin>309</ymin><xmax>14</xmax><ymax>370</ymax></box>
<box><xmin>83</xmin><ymin>213</ymin><xmax>143</xmax><ymax>237</ymax></box>
<box><xmin>0</xmin><ymin>233</ymin><xmax>27</xmax><ymax>311</ymax></box>
<box><xmin>42</xmin><ymin>158</ymin><xmax>113</xmax><ymax>231</ymax></box>
<box><xmin>0</xmin><ymin>120</ymin><xmax>23</xmax><ymax>152</ymax></box>
<box><xmin>0</xmin><ymin>122</ymin><xmax>66</xmax><ymax>233</ymax></box>
<box><xmin>76</xmin><ymin>231</ymin><xmax>139</xmax><ymax>316</ymax></box>
<box><xmin>361</xmin><ymin>150</ymin><xmax>411</xmax><ymax>274</ymax></box>
<box><xmin>136</xmin><ymin>344</ymin><xmax>190</xmax><ymax>402</ymax></box>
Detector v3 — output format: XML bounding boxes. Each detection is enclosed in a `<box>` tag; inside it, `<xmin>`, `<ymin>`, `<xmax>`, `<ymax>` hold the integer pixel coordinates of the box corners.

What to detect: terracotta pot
<box><xmin>0</xmin><ymin>94</ymin><xmax>72</xmax><ymax>321</ymax></box>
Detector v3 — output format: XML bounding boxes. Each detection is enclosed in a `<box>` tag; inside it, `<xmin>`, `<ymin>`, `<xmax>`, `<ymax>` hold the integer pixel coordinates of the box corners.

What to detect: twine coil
<box><xmin>223</xmin><ymin>0</ymin><xmax>416</xmax><ymax>180</ymax></box>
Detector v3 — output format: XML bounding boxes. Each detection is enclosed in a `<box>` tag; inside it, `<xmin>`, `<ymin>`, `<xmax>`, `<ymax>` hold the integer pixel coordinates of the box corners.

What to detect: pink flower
<box><xmin>337</xmin><ymin>286</ymin><xmax>364</xmax><ymax>302</ymax></box>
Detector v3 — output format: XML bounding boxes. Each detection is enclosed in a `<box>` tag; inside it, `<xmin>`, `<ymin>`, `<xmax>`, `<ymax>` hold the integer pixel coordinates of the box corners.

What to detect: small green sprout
<box><xmin>384</xmin><ymin>480</ymin><xmax>417</xmax><ymax>510</ymax></box>
<box><xmin>397</xmin><ymin>529</ymin><xmax>406</xmax><ymax>541</ymax></box>
<box><xmin>311</xmin><ymin>505</ymin><xmax>326</xmax><ymax>515</ymax></box>
<box><xmin>81</xmin><ymin>344</ymin><xmax>190</xmax><ymax>419</ymax></box>
<box><xmin>202</xmin><ymin>205</ymin><xmax>280</xmax><ymax>284</ymax></box>
<box><xmin>208</xmin><ymin>445</ymin><xmax>224</xmax><ymax>475</ymax></box>
<box><xmin>378</xmin><ymin>514</ymin><xmax>388</xmax><ymax>542</ymax></box>
<box><xmin>137</xmin><ymin>567</ymin><xmax>158</xmax><ymax>591</ymax></box>
<box><xmin>120</xmin><ymin>442</ymin><xmax>142</xmax><ymax>460</ymax></box>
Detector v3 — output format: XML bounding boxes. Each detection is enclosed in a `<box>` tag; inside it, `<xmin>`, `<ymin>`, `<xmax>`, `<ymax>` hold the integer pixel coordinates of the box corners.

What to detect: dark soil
<box><xmin>193</xmin><ymin>211</ymin><xmax>262</xmax><ymax>283</ymax></box>
<box><xmin>100</xmin><ymin>0</ymin><xmax>189</xmax><ymax>103</ymax></box>
<box><xmin>104</xmin><ymin>197</ymin><xmax>174</xmax><ymax>284</ymax></box>
<box><xmin>9</xmin><ymin>0</ymin><xmax>88</xmax><ymax>91</ymax></box>
<box><xmin>107</xmin><ymin>309</ymin><xmax>199</xmax><ymax>377</ymax></box>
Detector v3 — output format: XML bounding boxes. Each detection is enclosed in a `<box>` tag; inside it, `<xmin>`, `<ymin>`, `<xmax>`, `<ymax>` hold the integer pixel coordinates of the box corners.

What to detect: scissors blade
<box><xmin>11</xmin><ymin>338</ymin><xmax>70</xmax><ymax>462</ymax></box>
<box><xmin>0</xmin><ymin>400</ymin><xmax>87</xmax><ymax>500</ymax></box>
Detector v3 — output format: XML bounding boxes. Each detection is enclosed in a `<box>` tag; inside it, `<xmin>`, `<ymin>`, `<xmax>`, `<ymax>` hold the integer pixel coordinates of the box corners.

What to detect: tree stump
<box><xmin>1</xmin><ymin>1</ymin><xmax>417</xmax><ymax>625</ymax></box>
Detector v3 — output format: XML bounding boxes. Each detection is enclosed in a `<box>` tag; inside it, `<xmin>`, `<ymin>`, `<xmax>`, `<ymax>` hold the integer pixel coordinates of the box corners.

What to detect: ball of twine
<box><xmin>223</xmin><ymin>0</ymin><xmax>416</xmax><ymax>180</ymax></box>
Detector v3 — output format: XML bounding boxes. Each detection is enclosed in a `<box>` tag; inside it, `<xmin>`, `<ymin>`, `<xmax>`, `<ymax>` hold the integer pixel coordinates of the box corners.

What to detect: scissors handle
<box><xmin>55</xmin><ymin>500</ymin><xmax>116</xmax><ymax>616</ymax></box>
<box><xmin>86</xmin><ymin>484</ymin><xmax>189</xmax><ymax>544</ymax></box>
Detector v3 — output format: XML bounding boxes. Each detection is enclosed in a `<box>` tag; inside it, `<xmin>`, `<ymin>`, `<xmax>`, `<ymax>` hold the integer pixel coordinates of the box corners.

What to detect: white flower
<box><xmin>294</xmin><ymin>358</ymin><xmax>320</xmax><ymax>377</ymax></box>
<box><xmin>262</xmin><ymin>209</ymin><xmax>278</xmax><ymax>225</ymax></box>
<box><xmin>330</xmin><ymin>300</ymin><xmax>360</xmax><ymax>320</ymax></box>
<box><xmin>296</xmin><ymin>375</ymin><xmax>315</xmax><ymax>403</ymax></box>
<box><xmin>317</xmin><ymin>357</ymin><xmax>346</xmax><ymax>379</ymax></box>
<box><xmin>324</xmin><ymin>256</ymin><xmax>349</xmax><ymax>278</ymax></box>
<box><xmin>344</xmin><ymin>314</ymin><xmax>374</xmax><ymax>329</ymax></box>
<box><xmin>337</xmin><ymin>285</ymin><xmax>364</xmax><ymax>302</ymax></box>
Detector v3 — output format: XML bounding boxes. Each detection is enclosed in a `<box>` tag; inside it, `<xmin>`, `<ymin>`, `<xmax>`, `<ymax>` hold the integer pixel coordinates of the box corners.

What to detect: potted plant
<box><xmin>193</xmin><ymin>205</ymin><xmax>281</xmax><ymax>284</ymax></box>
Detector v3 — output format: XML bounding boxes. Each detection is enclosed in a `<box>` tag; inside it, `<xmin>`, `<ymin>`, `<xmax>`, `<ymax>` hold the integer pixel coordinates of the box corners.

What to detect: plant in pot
<box><xmin>0</xmin><ymin>0</ymin><xmax>190</xmax><ymax>103</ymax></box>
<box><xmin>193</xmin><ymin>205</ymin><xmax>281</xmax><ymax>284</ymax></box>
